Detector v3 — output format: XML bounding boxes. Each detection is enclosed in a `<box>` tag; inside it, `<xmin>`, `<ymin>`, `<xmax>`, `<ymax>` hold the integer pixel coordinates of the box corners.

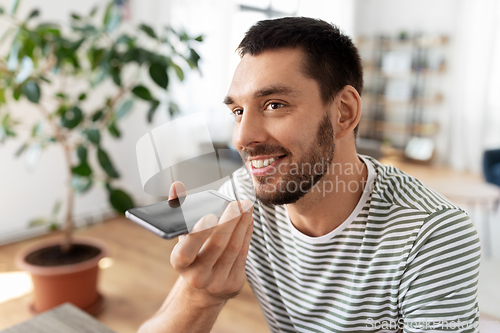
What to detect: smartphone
<box><xmin>125</xmin><ymin>190</ymin><xmax>233</xmax><ymax>239</ymax></box>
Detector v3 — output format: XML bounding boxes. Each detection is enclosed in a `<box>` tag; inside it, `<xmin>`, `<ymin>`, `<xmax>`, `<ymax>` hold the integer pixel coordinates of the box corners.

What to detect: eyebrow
<box><xmin>223</xmin><ymin>85</ymin><xmax>298</xmax><ymax>105</ymax></box>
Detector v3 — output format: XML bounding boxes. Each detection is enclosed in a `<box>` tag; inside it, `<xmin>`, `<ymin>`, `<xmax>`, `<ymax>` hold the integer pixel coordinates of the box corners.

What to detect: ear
<box><xmin>333</xmin><ymin>85</ymin><xmax>361</xmax><ymax>140</ymax></box>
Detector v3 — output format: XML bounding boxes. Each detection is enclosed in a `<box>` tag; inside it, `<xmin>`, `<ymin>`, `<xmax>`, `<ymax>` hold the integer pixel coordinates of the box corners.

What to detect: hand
<box><xmin>168</xmin><ymin>182</ymin><xmax>254</xmax><ymax>303</ymax></box>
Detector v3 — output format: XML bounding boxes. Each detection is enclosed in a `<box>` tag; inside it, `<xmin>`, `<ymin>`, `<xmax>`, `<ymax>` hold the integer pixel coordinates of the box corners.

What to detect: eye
<box><xmin>232</xmin><ymin>109</ymin><xmax>243</xmax><ymax>116</ymax></box>
<box><xmin>266</xmin><ymin>102</ymin><xmax>285</xmax><ymax>110</ymax></box>
<box><xmin>230</xmin><ymin>109</ymin><xmax>243</xmax><ymax>121</ymax></box>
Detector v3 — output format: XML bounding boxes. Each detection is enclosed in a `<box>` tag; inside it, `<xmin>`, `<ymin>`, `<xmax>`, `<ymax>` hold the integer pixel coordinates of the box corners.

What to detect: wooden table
<box><xmin>1</xmin><ymin>303</ymin><xmax>116</xmax><ymax>333</ymax></box>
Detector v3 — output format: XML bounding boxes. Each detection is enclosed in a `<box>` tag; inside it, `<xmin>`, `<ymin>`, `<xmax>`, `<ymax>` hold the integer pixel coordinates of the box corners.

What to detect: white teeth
<box><xmin>252</xmin><ymin>157</ymin><xmax>277</xmax><ymax>169</ymax></box>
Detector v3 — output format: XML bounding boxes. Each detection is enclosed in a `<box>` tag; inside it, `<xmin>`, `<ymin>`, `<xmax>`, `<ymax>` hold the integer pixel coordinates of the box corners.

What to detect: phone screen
<box><xmin>126</xmin><ymin>191</ymin><xmax>232</xmax><ymax>239</ymax></box>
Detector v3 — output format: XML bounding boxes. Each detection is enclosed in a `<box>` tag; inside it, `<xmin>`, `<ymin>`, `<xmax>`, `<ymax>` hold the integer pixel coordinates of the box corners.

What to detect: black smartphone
<box><xmin>125</xmin><ymin>190</ymin><xmax>233</xmax><ymax>239</ymax></box>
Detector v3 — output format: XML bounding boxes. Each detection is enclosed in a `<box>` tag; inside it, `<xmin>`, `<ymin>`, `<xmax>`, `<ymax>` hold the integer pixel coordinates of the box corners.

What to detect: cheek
<box><xmin>273</xmin><ymin>122</ymin><xmax>310</xmax><ymax>152</ymax></box>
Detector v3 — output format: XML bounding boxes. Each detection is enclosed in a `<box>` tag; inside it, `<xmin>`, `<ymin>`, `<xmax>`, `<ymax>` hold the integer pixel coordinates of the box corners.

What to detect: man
<box><xmin>139</xmin><ymin>17</ymin><xmax>481</xmax><ymax>332</ymax></box>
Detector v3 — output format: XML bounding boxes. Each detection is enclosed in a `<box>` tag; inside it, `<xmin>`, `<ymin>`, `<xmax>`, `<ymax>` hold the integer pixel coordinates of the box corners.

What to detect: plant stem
<box><xmin>37</xmin><ymin>103</ymin><xmax>74</xmax><ymax>253</ymax></box>
<box><xmin>61</xmin><ymin>139</ymin><xmax>74</xmax><ymax>253</ymax></box>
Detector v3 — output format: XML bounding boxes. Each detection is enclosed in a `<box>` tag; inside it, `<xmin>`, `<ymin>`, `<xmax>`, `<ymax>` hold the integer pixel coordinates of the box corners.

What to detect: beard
<box><xmin>240</xmin><ymin>112</ymin><xmax>335</xmax><ymax>206</ymax></box>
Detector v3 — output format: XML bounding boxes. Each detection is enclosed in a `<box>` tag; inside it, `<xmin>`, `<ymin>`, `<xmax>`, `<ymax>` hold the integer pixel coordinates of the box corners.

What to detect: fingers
<box><xmin>212</xmin><ymin>205</ymin><xmax>254</xmax><ymax>279</ymax></box>
<box><xmin>169</xmin><ymin>181</ymin><xmax>186</xmax><ymax>200</ymax></box>
<box><xmin>170</xmin><ymin>214</ymin><xmax>218</xmax><ymax>272</ymax></box>
<box><xmin>228</xmin><ymin>218</ymin><xmax>254</xmax><ymax>280</ymax></box>
<box><xmin>170</xmin><ymin>199</ymin><xmax>254</xmax><ymax>297</ymax></box>
<box><xmin>196</xmin><ymin>200</ymin><xmax>253</xmax><ymax>268</ymax></box>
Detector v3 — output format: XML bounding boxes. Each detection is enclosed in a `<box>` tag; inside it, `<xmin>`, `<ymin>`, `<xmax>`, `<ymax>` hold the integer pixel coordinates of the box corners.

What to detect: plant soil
<box><xmin>25</xmin><ymin>244</ymin><xmax>101</xmax><ymax>267</ymax></box>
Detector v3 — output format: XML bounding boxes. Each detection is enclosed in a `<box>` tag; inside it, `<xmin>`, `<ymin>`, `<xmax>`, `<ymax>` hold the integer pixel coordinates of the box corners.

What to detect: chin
<box><xmin>254</xmin><ymin>182</ymin><xmax>308</xmax><ymax>207</ymax></box>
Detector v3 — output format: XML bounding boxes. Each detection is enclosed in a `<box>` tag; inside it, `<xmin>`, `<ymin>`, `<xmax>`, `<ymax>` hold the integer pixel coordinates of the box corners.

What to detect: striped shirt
<box><xmin>219</xmin><ymin>154</ymin><xmax>481</xmax><ymax>332</ymax></box>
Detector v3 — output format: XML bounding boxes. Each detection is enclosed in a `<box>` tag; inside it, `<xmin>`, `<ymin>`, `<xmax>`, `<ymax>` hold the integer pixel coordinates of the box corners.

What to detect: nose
<box><xmin>233</xmin><ymin>109</ymin><xmax>268</xmax><ymax>150</ymax></box>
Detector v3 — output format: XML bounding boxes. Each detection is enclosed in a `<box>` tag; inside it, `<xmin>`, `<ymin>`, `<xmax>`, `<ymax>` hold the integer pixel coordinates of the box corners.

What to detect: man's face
<box><xmin>225</xmin><ymin>48</ymin><xmax>335</xmax><ymax>206</ymax></box>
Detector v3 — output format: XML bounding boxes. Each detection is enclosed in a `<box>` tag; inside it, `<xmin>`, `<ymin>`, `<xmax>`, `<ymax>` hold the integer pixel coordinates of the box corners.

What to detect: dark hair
<box><xmin>237</xmin><ymin>17</ymin><xmax>363</xmax><ymax>137</ymax></box>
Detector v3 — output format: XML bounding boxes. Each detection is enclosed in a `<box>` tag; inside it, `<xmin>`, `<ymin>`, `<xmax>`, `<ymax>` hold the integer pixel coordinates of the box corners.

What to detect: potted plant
<box><xmin>0</xmin><ymin>0</ymin><xmax>202</xmax><ymax>314</ymax></box>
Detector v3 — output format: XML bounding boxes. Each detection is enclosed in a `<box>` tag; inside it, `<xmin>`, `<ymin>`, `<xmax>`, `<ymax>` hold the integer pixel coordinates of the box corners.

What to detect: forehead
<box><xmin>227</xmin><ymin>48</ymin><xmax>316</xmax><ymax>100</ymax></box>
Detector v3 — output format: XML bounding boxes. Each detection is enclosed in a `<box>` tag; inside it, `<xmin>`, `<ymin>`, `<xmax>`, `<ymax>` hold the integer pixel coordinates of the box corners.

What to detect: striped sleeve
<box><xmin>399</xmin><ymin>209</ymin><xmax>481</xmax><ymax>332</ymax></box>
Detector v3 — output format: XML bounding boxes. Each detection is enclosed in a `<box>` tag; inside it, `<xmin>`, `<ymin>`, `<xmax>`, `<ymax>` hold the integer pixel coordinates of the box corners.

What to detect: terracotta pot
<box><xmin>15</xmin><ymin>236</ymin><xmax>108</xmax><ymax>315</ymax></box>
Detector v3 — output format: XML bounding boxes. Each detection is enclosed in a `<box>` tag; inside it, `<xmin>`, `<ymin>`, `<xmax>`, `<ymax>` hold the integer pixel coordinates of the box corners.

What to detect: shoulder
<box><xmin>363</xmin><ymin>155</ymin><xmax>463</xmax><ymax>214</ymax></box>
<box><xmin>361</xmin><ymin>156</ymin><xmax>479</xmax><ymax>258</ymax></box>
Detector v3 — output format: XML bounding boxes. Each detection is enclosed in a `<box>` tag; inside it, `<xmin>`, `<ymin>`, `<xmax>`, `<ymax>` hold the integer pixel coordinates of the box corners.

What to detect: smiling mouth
<box><xmin>250</xmin><ymin>155</ymin><xmax>286</xmax><ymax>169</ymax></box>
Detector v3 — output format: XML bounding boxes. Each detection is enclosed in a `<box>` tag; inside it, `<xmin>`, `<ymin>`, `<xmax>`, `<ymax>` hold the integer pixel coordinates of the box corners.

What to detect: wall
<box><xmin>354</xmin><ymin>0</ymin><xmax>456</xmax><ymax>35</ymax></box>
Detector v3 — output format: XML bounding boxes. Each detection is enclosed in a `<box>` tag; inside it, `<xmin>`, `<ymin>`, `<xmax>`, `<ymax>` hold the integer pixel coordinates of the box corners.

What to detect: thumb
<box><xmin>169</xmin><ymin>181</ymin><xmax>187</xmax><ymax>200</ymax></box>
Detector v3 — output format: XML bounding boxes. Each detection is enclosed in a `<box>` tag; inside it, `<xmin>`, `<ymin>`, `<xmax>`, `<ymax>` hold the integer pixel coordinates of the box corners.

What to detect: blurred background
<box><xmin>1</xmin><ymin>0</ymin><xmax>499</xmax><ymax>332</ymax></box>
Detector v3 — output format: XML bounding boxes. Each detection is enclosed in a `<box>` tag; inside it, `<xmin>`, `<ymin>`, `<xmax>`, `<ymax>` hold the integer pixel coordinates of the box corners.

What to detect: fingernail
<box><xmin>241</xmin><ymin>200</ymin><xmax>253</xmax><ymax>213</ymax></box>
<box><xmin>168</xmin><ymin>185</ymin><xmax>176</xmax><ymax>198</ymax></box>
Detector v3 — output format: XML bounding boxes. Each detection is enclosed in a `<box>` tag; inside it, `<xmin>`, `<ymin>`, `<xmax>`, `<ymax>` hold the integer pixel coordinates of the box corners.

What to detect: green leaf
<box><xmin>139</xmin><ymin>24</ymin><xmax>157</xmax><ymax>39</ymax></box>
<box><xmin>132</xmin><ymin>85</ymin><xmax>153</xmax><ymax>100</ymax></box>
<box><xmin>116</xmin><ymin>34</ymin><xmax>134</xmax><ymax>45</ymax></box>
<box><xmin>169</xmin><ymin>101</ymin><xmax>180</xmax><ymax>117</ymax></box>
<box><xmin>25</xmin><ymin>143</ymin><xmax>42</xmax><ymax>171</ymax></box>
<box><xmin>15</xmin><ymin>143</ymin><xmax>28</xmax><ymax>157</ymax></box>
<box><xmin>77</xmin><ymin>144</ymin><xmax>87</xmax><ymax>163</ymax></box>
<box><xmin>104</xmin><ymin>3</ymin><xmax>120</xmax><ymax>32</ymax></box>
<box><xmin>84</xmin><ymin>128</ymin><xmax>101</xmax><ymax>145</ymax></box>
<box><xmin>91</xmin><ymin>68</ymin><xmax>107</xmax><ymax>86</ymax></box>
<box><xmin>29</xmin><ymin>218</ymin><xmax>47</xmax><ymax>227</ymax></box>
<box><xmin>115</xmin><ymin>99</ymin><xmax>133</xmax><ymax>119</ymax></box>
<box><xmin>103</xmin><ymin>2</ymin><xmax>113</xmax><ymax>27</ymax></box>
<box><xmin>7</xmin><ymin>40</ymin><xmax>21</xmax><ymax>71</ymax></box>
<box><xmin>89</xmin><ymin>6</ymin><xmax>97</xmax><ymax>17</ymax></box>
<box><xmin>31</xmin><ymin>121</ymin><xmax>42</xmax><ymax>137</ymax></box>
<box><xmin>1</xmin><ymin>114</ymin><xmax>17</xmax><ymax>142</ymax></box>
<box><xmin>110</xmin><ymin>66</ymin><xmax>121</xmax><ymax>86</ymax></box>
<box><xmin>171</xmin><ymin>62</ymin><xmax>184</xmax><ymax>81</ymax></box>
<box><xmin>149</xmin><ymin>62</ymin><xmax>169</xmax><ymax>89</ymax></box>
<box><xmin>194</xmin><ymin>35</ymin><xmax>203</xmax><ymax>42</ymax></box>
<box><xmin>78</xmin><ymin>93</ymin><xmax>87</xmax><ymax>100</ymax></box>
<box><xmin>0</xmin><ymin>7</ymin><xmax>4</xmax><ymax>14</ymax></box>
<box><xmin>179</xmin><ymin>31</ymin><xmax>189</xmax><ymax>42</ymax></box>
<box><xmin>91</xmin><ymin>110</ymin><xmax>104</xmax><ymax>122</ymax></box>
<box><xmin>87</xmin><ymin>47</ymin><xmax>105</xmax><ymax>70</ymax></box>
<box><xmin>39</xmin><ymin>75</ymin><xmax>51</xmax><ymax>83</ymax></box>
<box><xmin>55</xmin><ymin>105</ymin><xmax>66</xmax><ymax>116</ymax></box>
<box><xmin>51</xmin><ymin>200</ymin><xmax>62</xmax><ymax>216</ymax></box>
<box><xmin>14</xmin><ymin>56</ymin><xmax>34</xmax><ymax>84</ymax></box>
<box><xmin>35</xmin><ymin>23</ymin><xmax>61</xmax><ymax>38</ymax></box>
<box><xmin>188</xmin><ymin>48</ymin><xmax>201</xmax><ymax>69</ymax></box>
<box><xmin>107</xmin><ymin>121</ymin><xmax>121</xmax><ymax>138</ymax></box>
<box><xmin>8</xmin><ymin>0</ymin><xmax>19</xmax><ymax>15</ymax></box>
<box><xmin>71</xmin><ymin>162</ymin><xmax>92</xmax><ymax>176</ymax></box>
<box><xmin>147</xmin><ymin>100</ymin><xmax>160</xmax><ymax>123</ymax></box>
<box><xmin>61</xmin><ymin>106</ymin><xmax>83</xmax><ymax>129</ymax></box>
<box><xmin>71</xmin><ymin>175</ymin><xmax>93</xmax><ymax>193</ymax></box>
<box><xmin>22</xmin><ymin>81</ymin><xmax>40</xmax><ymax>103</ymax></box>
<box><xmin>98</xmin><ymin>147</ymin><xmax>119</xmax><ymax>178</ymax></box>
<box><xmin>109</xmin><ymin>188</ymin><xmax>134</xmax><ymax>214</ymax></box>
<box><xmin>27</xmin><ymin>9</ymin><xmax>40</xmax><ymax>19</ymax></box>
<box><xmin>71</xmin><ymin>13</ymin><xmax>81</xmax><ymax>20</ymax></box>
<box><xmin>121</xmin><ymin>47</ymin><xmax>138</xmax><ymax>63</ymax></box>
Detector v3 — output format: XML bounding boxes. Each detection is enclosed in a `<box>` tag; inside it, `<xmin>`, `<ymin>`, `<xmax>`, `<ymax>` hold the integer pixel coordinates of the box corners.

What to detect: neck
<box><xmin>286</xmin><ymin>151</ymin><xmax>368</xmax><ymax>237</ymax></box>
